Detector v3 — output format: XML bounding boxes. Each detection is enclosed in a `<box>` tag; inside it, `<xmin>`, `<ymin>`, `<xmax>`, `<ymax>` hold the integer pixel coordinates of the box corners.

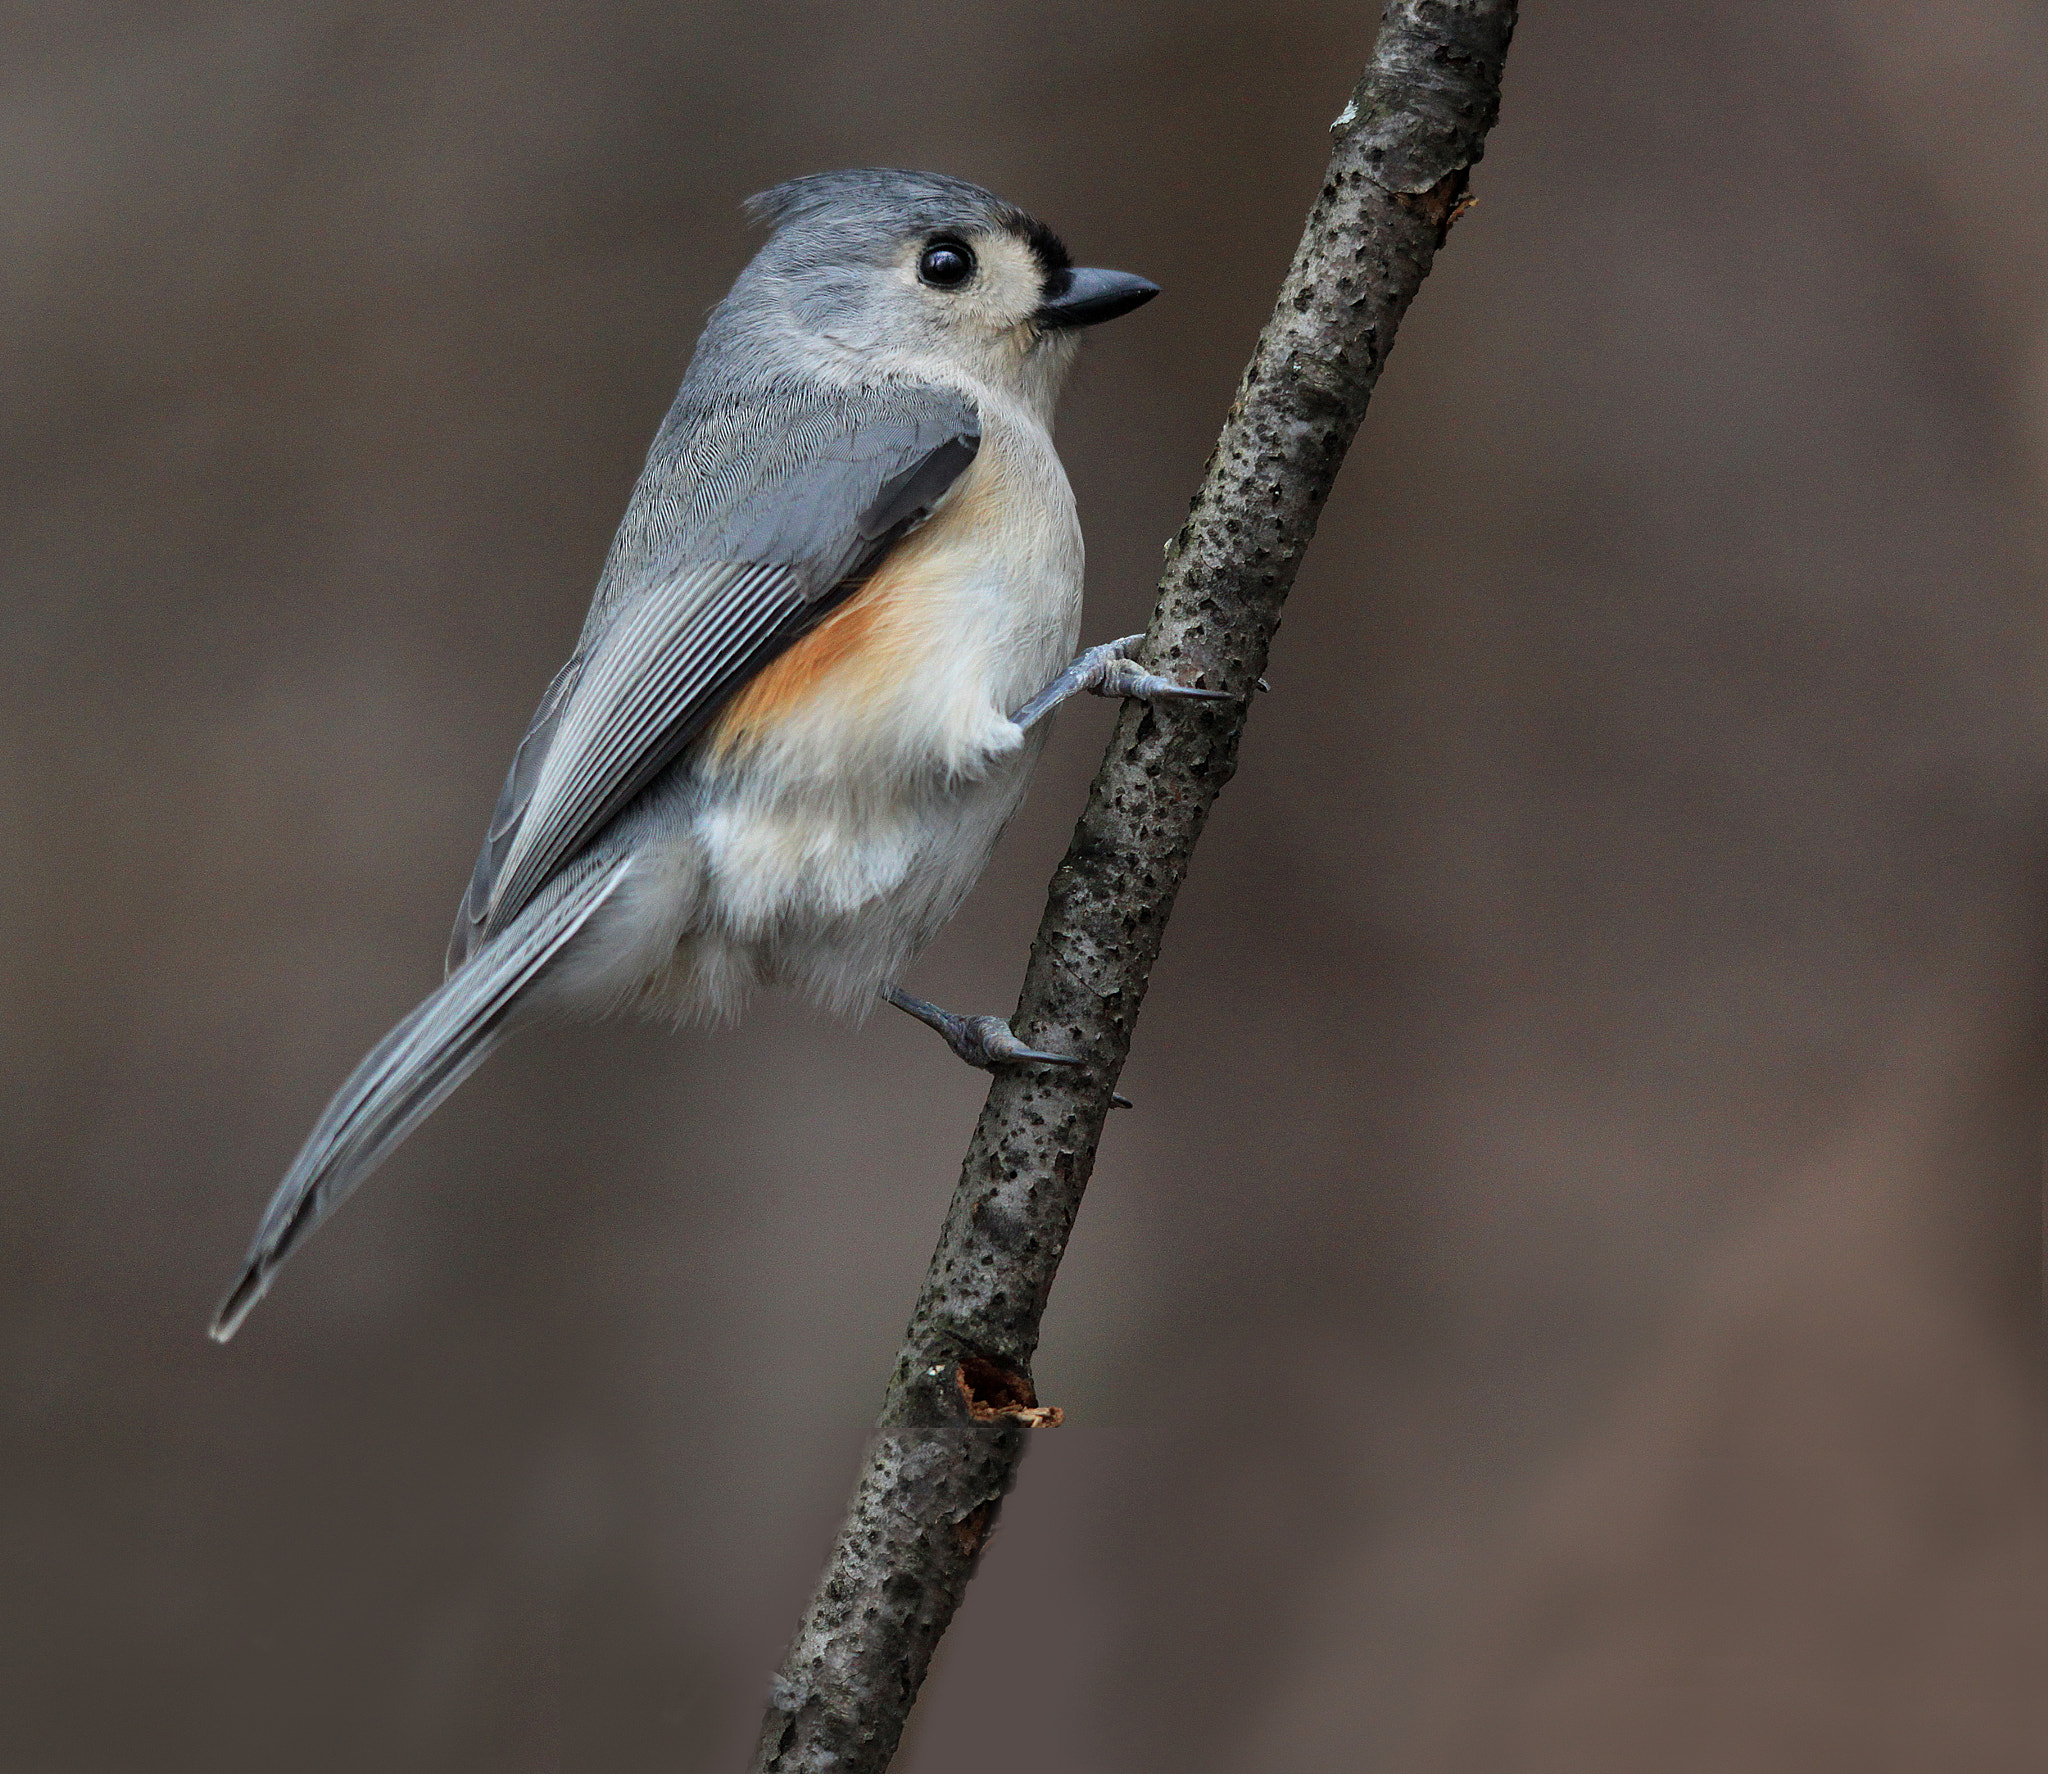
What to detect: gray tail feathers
<box><xmin>210</xmin><ymin>852</ymin><xmax>633</xmax><ymax>1343</ymax></box>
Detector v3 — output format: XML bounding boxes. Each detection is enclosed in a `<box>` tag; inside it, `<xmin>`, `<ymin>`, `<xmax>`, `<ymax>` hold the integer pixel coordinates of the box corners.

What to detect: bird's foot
<box><xmin>882</xmin><ymin>985</ymin><xmax>1081</xmax><ymax>1070</ymax></box>
<box><xmin>1009</xmin><ymin>634</ymin><xmax>1233</xmax><ymax>732</ymax></box>
<box><xmin>881</xmin><ymin>985</ymin><xmax>1135</xmax><ymax>1106</ymax></box>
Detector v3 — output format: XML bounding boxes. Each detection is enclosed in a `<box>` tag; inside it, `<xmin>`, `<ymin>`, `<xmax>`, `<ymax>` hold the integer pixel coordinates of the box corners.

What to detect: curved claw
<box><xmin>1092</xmin><ymin>658</ymin><xmax>1233</xmax><ymax>703</ymax></box>
<box><xmin>959</xmin><ymin>1015</ymin><xmax>1084</xmax><ymax>1069</ymax></box>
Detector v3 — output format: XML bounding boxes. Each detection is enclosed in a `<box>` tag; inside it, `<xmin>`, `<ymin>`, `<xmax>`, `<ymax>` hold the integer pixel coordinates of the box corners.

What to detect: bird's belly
<box><xmin>679</xmin><ymin>731</ymin><xmax>1047</xmax><ymax>1015</ymax></box>
<box><xmin>571</xmin><ymin>457</ymin><xmax>1083</xmax><ymax>1023</ymax></box>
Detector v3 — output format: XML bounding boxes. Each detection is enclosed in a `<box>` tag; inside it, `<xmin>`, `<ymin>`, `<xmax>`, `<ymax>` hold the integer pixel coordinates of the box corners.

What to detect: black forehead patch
<box><xmin>1007</xmin><ymin>212</ymin><xmax>1072</xmax><ymax>278</ymax></box>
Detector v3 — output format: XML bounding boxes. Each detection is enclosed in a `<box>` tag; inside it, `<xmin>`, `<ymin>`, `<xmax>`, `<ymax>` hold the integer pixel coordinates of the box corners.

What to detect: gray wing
<box><xmin>447</xmin><ymin>383</ymin><xmax>980</xmax><ymax>970</ymax></box>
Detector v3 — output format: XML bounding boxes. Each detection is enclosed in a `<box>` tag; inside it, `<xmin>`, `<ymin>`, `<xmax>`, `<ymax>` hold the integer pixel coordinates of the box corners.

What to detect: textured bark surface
<box><xmin>753</xmin><ymin>5</ymin><xmax>1519</xmax><ymax>1769</ymax></box>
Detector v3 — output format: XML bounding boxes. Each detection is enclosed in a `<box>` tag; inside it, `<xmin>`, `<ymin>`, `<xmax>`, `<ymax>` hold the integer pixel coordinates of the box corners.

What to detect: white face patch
<box><xmin>899</xmin><ymin>227</ymin><xmax>1048</xmax><ymax>342</ymax></box>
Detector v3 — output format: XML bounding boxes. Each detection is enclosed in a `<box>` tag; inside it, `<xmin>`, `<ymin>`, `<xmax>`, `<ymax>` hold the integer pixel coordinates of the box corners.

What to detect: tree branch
<box><xmin>752</xmin><ymin>6</ymin><xmax>1517</xmax><ymax>1768</ymax></box>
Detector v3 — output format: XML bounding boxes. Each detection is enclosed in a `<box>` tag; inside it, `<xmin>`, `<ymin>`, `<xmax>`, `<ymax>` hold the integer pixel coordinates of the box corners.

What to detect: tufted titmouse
<box><xmin>210</xmin><ymin>169</ymin><xmax>1221</xmax><ymax>1340</ymax></box>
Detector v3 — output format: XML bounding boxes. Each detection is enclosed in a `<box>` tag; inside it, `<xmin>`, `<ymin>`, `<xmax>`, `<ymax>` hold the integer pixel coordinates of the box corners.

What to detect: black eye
<box><xmin>917</xmin><ymin>240</ymin><xmax>975</xmax><ymax>289</ymax></box>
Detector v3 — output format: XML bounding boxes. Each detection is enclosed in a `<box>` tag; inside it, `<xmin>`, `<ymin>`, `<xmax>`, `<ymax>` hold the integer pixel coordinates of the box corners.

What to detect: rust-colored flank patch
<box><xmin>707</xmin><ymin>574</ymin><xmax>890</xmax><ymax>756</ymax></box>
<box><xmin>706</xmin><ymin>447</ymin><xmax>996</xmax><ymax>759</ymax></box>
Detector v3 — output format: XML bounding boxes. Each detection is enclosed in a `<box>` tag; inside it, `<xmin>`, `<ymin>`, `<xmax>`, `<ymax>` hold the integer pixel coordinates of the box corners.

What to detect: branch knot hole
<box><xmin>950</xmin><ymin>1505</ymin><xmax>993</xmax><ymax>1558</ymax></box>
<box><xmin>956</xmin><ymin>1355</ymin><xmax>1064</xmax><ymax>1427</ymax></box>
<box><xmin>1392</xmin><ymin>169</ymin><xmax>1473</xmax><ymax>245</ymax></box>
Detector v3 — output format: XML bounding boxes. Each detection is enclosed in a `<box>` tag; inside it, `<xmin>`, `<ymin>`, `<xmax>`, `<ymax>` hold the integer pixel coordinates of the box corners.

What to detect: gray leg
<box><xmin>1009</xmin><ymin>634</ymin><xmax>1232</xmax><ymax>732</ymax></box>
<box><xmin>895</xmin><ymin>630</ymin><xmax>1219</xmax><ymax>1092</ymax></box>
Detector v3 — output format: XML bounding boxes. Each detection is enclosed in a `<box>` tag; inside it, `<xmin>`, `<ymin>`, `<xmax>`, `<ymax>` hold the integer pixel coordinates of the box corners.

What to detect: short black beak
<box><xmin>1036</xmin><ymin>266</ymin><xmax>1161</xmax><ymax>329</ymax></box>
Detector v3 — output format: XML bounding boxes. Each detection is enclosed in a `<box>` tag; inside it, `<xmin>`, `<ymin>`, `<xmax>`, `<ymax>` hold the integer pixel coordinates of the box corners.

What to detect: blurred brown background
<box><xmin>3</xmin><ymin>2</ymin><xmax>2043</xmax><ymax>1769</ymax></box>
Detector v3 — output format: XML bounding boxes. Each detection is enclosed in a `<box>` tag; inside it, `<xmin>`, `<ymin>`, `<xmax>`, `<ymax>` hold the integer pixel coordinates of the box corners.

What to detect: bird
<box><xmin>210</xmin><ymin>167</ymin><xmax>1224</xmax><ymax>1343</ymax></box>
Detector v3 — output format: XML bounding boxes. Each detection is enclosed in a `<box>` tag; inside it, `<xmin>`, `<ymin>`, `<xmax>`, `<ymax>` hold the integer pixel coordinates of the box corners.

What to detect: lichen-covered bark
<box><xmin>751</xmin><ymin>6</ymin><xmax>1517</xmax><ymax>1769</ymax></box>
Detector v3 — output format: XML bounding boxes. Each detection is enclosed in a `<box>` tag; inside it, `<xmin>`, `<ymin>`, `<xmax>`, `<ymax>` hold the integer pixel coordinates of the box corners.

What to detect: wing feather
<box><xmin>483</xmin><ymin>561</ymin><xmax>802</xmax><ymax>934</ymax></box>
